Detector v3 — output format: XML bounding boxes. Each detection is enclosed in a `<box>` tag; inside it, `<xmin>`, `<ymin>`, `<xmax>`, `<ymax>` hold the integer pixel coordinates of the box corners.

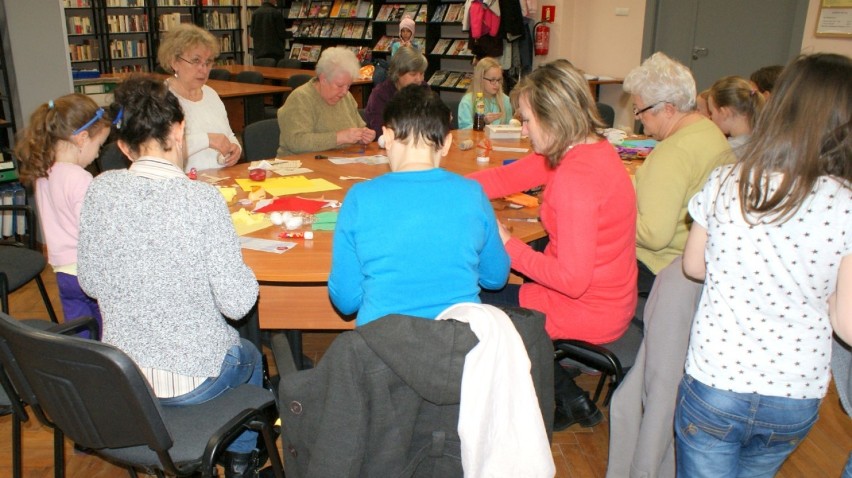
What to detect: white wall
<box><xmin>1</xmin><ymin>0</ymin><xmax>73</xmax><ymax>126</ymax></box>
<box><xmin>801</xmin><ymin>0</ymin><xmax>852</xmax><ymax>56</ymax></box>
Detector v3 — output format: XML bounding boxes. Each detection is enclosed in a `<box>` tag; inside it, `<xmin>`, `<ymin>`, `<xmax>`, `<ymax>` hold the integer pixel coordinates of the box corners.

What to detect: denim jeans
<box><xmin>675</xmin><ymin>375</ymin><xmax>820</xmax><ymax>478</ymax></box>
<box><xmin>844</xmin><ymin>452</ymin><xmax>852</xmax><ymax>478</ymax></box>
<box><xmin>159</xmin><ymin>339</ymin><xmax>263</xmax><ymax>453</ymax></box>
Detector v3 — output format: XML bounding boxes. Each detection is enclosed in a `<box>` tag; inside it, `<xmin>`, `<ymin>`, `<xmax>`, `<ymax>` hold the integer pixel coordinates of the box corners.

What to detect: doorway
<box><xmin>642</xmin><ymin>0</ymin><xmax>809</xmax><ymax>90</ymax></box>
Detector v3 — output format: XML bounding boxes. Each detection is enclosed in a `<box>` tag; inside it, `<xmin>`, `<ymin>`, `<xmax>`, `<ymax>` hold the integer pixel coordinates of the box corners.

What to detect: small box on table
<box><xmin>485</xmin><ymin>124</ymin><xmax>522</xmax><ymax>140</ymax></box>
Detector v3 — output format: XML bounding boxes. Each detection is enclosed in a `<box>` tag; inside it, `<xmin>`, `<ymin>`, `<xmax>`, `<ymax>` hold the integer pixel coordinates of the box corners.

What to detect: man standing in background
<box><xmin>251</xmin><ymin>0</ymin><xmax>287</xmax><ymax>63</ymax></box>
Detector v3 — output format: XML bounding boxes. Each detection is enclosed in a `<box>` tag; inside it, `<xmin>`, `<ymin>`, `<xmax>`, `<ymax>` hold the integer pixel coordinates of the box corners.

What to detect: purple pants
<box><xmin>56</xmin><ymin>272</ymin><xmax>102</xmax><ymax>339</ymax></box>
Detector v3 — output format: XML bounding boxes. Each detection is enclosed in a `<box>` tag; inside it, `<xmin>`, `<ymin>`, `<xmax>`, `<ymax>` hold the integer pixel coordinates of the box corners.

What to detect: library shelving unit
<box><xmin>284</xmin><ymin>0</ymin><xmax>374</xmax><ymax>66</ymax></box>
<box><xmin>424</xmin><ymin>0</ymin><xmax>473</xmax><ymax>94</ymax></box>
<box><xmin>102</xmin><ymin>0</ymin><xmax>156</xmax><ymax>73</ymax></box>
<box><xmin>370</xmin><ymin>2</ymin><xmax>426</xmax><ymax>63</ymax></box>
<box><xmin>0</xmin><ymin>26</ymin><xmax>16</xmax><ymax>155</ymax></box>
<box><xmin>199</xmin><ymin>1</ymin><xmax>244</xmax><ymax>65</ymax></box>
<box><xmin>64</xmin><ymin>0</ymin><xmax>107</xmax><ymax>73</ymax></box>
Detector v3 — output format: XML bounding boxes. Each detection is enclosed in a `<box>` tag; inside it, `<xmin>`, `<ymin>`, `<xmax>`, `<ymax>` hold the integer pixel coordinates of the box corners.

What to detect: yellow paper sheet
<box><xmin>235</xmin><ymin>176</ymin><xmax>341</xmax><ymax>197</ymax></box>
<box><xmin>231</xmin><ymin>208</ymin><xmax>273</xmax><ymax>236</ymax></box>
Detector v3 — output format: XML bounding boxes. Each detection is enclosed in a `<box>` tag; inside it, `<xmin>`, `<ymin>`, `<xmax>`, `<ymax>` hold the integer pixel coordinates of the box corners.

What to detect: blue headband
<box><xmin>71</xmin><ymin>107</ymin><xmax>105</xmax><ymax>136</ymax></box>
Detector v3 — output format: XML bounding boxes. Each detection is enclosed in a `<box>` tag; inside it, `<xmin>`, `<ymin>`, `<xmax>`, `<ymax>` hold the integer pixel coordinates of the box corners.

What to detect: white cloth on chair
<box><xmin>606</xmin><ymin>257</ymin><xmax>703</xmax><ymax>478</ymax></box>
<box><xmin>436</xmin><ymin>302</ymin><xmax>555</xmax><ymax>478</ymax></box>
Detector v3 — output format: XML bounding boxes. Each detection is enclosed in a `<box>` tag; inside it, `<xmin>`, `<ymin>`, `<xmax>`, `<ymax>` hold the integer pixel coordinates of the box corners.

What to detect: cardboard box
<box><xmin>486</xmin><ymin>124</ymin><xmax>522</xmax><ymax>140</ymax></box>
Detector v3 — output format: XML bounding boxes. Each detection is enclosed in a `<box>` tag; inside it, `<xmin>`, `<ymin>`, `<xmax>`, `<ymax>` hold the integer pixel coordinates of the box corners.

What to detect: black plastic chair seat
<box><xmin>0</xmin><ymin>247</ymin><xmax>47</xmax><ymax>291</ymax></box>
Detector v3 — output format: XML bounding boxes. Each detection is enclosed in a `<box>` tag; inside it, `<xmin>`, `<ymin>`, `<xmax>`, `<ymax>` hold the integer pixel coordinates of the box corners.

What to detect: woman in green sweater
<box><xmin>623</xmin><ymin>52</ymin><xmax>733</xmax><ymax>299</ymax></box>
<box><xmin>276</xmin><ymin>47</ymin><xmax>375</xmax><ymax>156</ymax></box>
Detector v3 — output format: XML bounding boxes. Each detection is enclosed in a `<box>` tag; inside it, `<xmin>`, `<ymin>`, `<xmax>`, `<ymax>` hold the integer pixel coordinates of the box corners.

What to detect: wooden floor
<box><xmin>2</xmin><ymin>270</ymin><xmax>850</xmax><ymax>477</ymax></box>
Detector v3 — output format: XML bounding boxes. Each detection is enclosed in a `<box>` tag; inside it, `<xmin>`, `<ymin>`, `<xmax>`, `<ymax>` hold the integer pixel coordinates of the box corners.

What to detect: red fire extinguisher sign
<box><xmin>541</xmin><ymin>5</ymin><xmax>555</xmax><ymax>22</ymax></box>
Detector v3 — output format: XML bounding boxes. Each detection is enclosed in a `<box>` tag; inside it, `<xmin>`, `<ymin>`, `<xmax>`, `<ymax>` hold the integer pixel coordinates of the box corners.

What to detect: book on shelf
<box><xmin>298</xmin><ymin>44</ymin><xmax>313</xmax><ymax>61</ymax></box>
<box><xmin>317</xmin><ymin>1</ymin><xmax>332</xmax><ymax>17</ymax></box>
<box><xmin>402</xmin><ymin>3</ymin><xmax>420</xmax><ymax>20</ymax></box>
<box><xmin>415</xmin><ymin>4</ymin><xmax>428</xmax><ymax>22</ymax></box>
<box><xmin>351</xmin><ymin>21</ymin><xmax>365</xmax><ymax>39</ymax></box>
<box><xmin>448</xmin><ymin>39</ymin><xmax>469</xmax><ymax>56</ymax></box>
<box><xmin>330</xmin><ymin>21</ymin><xmax>345</xmax><ymax>37</ymax></box>
<box><xmin>341</xmin><ymin>21</ymin><xmax>355</xmax><ymax>38</ymax></box>
<box><xmin>289</xmin><ymin>1</ymin><xmax>304</xmax><ymax>17</ymax></box>
<box><xmin>428</xmin><ymin>69</ymin><xmax>448</xmax><ymax>86</ymax></box>
<box><xmin>391</xmin><ymin>5</ymin><xmax>407</xmax><ymax>22</ymax></box>
<box><xmin>375</xmin><ymin>4</ymin><xmax>393</xmax><ymax>21</ymax></box>
<box><xmin>431</xmin><ymin>4</ymin><xmax>447</xmax><ymax>22</ymax></box>
<box><xmin>307</xmin><ymin>1</ymin><xmax>322</xmax><ymax>17</ymax></box>
<box><xmin>355</xmin><ymin>0</ymin><xmax>371</xmax><ymax>18</ymax></box>
<box><xmin>455</xmin><ymin>72</ymin><xmax>473</xmax><ymax>90</ymax></box>
<box><xmin>373</xmin><ymin>35</ymin><xmax>392</xmax><ymax>52</ymax></box>
<box><xmin>289</xmin><ymin>43</ymin><xmax>304</xmax><ymax>59</ymax></box>
<box><xmin>320</xmin><ymin>19</ymin><xmax>334</xmax><ymax>36</ymax></box>
<box><xmin>329</xmin><ymin>0</ymin><xmax>343</xmax><ymax>17</ymax></box>
<box><xmin>308</xmin><ymin>46</ymin><xmax>321</xmax><ymax>62</ymax></box>
<box><xmin>411</xmin><ymin>37</ymin><xmax>426</xmax><ymax>51</ymax></box>
<box><xmin>441</xmin><ymin>71</ymin><xmax>463</xmax><ymax>88</ymax></box>
<box><xmin>363</xmin><ymin>22</ymin><xmax>373</xmax><ymax>39</ymax></box>
<box><xmin>444</xmin><ymin>3</ymin><xmax>462</xmax><ymax>22</ymax></box>
<box><xmin>431</xmin><ymin>38</ymin><xmax>452</xmax><ymax>55</ymax></box>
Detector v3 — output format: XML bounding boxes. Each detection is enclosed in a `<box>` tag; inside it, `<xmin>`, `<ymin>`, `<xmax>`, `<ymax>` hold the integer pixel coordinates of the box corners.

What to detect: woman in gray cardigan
<box><xmin>78</xmin><ymin>76</ymin><xmax>262</xmax><ymax>478</ymax></box>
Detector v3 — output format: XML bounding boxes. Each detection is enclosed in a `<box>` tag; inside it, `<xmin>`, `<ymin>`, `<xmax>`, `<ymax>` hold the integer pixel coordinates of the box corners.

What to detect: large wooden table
<box><xmin>205</xmin><ymin>130</ymin><xmax>542</xmax><ymax>331</ymax></box>
<box><xmin>216</xmin><ymin>64</ymin><xmax>373</xmax><ymax>107</ymax></box>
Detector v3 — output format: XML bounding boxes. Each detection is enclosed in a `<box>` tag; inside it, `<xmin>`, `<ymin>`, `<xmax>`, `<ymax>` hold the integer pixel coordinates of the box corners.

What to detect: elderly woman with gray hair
<box><xmin>277</xmin><ymin>47</ymin><xmax>375</xmax><ymax>156</ymax></box>
<box><xmin>623</xmin><ymin>52</ymin><xmax>732</xmax><ymax>298</ymax></box>
<box><xmin>363</xmin><ymin>45</ymin><xmax>429</xmax><ymax>138</ymax></box>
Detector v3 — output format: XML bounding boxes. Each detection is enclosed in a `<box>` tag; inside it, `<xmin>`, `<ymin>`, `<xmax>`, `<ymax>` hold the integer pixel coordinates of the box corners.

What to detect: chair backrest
<box><xmin>277</xmin><ymin>58</ymin><xmax>302</xmax><ymax>69</ymax></box>
<box><xmin>254</xmin><ymin>58</ymin><xmax>276</xmax><ymax>67</ymax></box>
<box><xmin>234</xmin><ymin>70</ymin><xmax>264</xmax><ymax>84</ymax></box>
<box><xmin>243</xmin><ymin>118</ymin><xmax>281</xmax><ymax>162</ymax></box>
<box><xmin>0</xmin><ymin>312</ymin><xmax>173</xmax><ymax>453</ymax></box>
<box><xmin>596</xmin><ymin>102</ymin><xmax>615</xmax><ymax>128</ymax></box>
<box><xmin>443</xmin><ymin>98</ymin><xmax>461</xmax><ymax>130</ymax></box>
<box><xmin>96</xmin><ymin>142</ymin><xmax>131</xmax><ymax>174</ymax></box>
<box><xmin>287</xmin><ymin>74</ymin><xmax>313</xmax><ymax>89</ymax></box>
<box><xmin>208</xmin><ymin>68</ymin><xmax>232</xmax><ymax>81</ymax></box>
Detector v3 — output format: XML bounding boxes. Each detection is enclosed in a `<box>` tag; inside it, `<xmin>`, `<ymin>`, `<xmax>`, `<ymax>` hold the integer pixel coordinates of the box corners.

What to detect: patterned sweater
<box><xmin>78</xmin><ymin>169</ymin><xmax>258</xmax><ymax>378</ymax></box>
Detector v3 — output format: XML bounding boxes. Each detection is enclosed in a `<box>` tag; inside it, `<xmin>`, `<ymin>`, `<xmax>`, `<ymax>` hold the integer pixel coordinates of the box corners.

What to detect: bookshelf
<box><xmin>425</xmin><ymin>0</ymin><xmax>472</xmax><ymax>93</ymax></box>
<box><xmin>199</xmin><ymin>1</ymin><xmax>244</xmax><ymax>64</ymax></box>
<box><xmin>102</xmin><ymin>0</ymin><xmax>155</xmax><ymax>73</ymax></box>
<box><xmin>0</xmin><ymin>26</ymin><xmax>16</xmax><ymax>154</ymax></box>
<box><xmin>64</xmin><ymin>0</ymin><xmax>106</xmax><ymax>73</ymax></box>
<box><xmin>284</xmin><ymin>0</ymin><xmax>374</xmax><ymax>66</ymax></box>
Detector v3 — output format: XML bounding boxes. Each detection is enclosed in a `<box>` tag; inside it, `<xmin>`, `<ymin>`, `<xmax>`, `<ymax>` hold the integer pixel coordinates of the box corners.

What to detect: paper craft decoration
<box><xmin>254</xmin><ymin>197</ymin><xmax>328</xmax><ymax>214</ymax></box>
<box><xmin>311</xmin><ymin>211</ymin><xmax>338</xmax><ymax>231</ymax></box>
<box><xmin>235</xmin><ymin>176</ymin><xmax>342</xmax><ymax>197</ymax></box>
<box><xmin>217</xmin><ymin>186</ymin><xmax>237</xmax><ymax>204</ymax></box>
<box><xmin>239</xmin><ymin>237</ymin><xmax>297</xmax><ymax>254</ymax></box>
<box><xmin>231</xmin><ymin>208</ymin><xmax>273</xmax><ymax>236</ymax></box>
<box><xmin>504</xmin><ymin>193</ymin><xmax>539</xmax><ymax>208</ymax></box>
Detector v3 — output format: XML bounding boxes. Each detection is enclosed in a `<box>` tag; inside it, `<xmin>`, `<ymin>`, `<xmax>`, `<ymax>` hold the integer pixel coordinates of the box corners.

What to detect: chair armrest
<box><xmin>48</xmin><ymin>316</ymin><xmax>99</xmax><ymax>339</ymax></box>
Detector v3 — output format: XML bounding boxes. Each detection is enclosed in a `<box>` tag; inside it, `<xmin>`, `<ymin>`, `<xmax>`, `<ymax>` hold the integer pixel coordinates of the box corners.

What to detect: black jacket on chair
<box><xmin>278</xmin><ymin>307</ymin><xmax>554</xmax><ymax>478</ymax></box>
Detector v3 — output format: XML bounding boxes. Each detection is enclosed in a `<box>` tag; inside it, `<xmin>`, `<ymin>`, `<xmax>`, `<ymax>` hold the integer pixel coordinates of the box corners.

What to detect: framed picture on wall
<box><xmin>816</xmin><ymin>0</ymin><xmax>852</xmax><ymax>37</ymax></box>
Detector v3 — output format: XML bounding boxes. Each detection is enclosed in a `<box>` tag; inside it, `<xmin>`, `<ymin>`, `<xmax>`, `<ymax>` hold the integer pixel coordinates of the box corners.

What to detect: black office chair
<box><xmin>0</xmin><ymin>315</ymin><xmax>99</xmax><ymax>478</ymax></box>
<box><xmin>287</xmin><ymin>73</ymin><xmax>313</xmax><ymax>89</ymax></box>
<box><xmin>553</xmin><ymin>320</ymin><xmax>643</xmax><ymax>406</ymax></box>
<box><xmin>208</xmin><ymin>68</ymin><xmax>232</xmax><ymax>81</ymax></box>
<box><xmin>0</xmin><ymin>312</ymin><xmax>284</xmax><ymax>478</ymax></box>
<box><xmin>276</xmin><ymin>58</ymin><xmax>302</xmax><ymax>69</ymax></box>
<box><xmin>253</xmin><ymin>58</ymin><xmax>276</xmax><ymax>67</ymax></box>
<box><xmin>95</xmin><ymin>142</ymin><xmax>131</xmax><ymax>174</ymax></box>
<box><xmin>234</xmin><ymin>70</ymin><xmax>266</xmax><ymax>126</ymax></box>
<box><xmin>0</xmin><ymin>204</ymin><xmax>58</xmax><ymax>323</ymax></box>
<box><xmin>443</xmin><ymin>98</ymin><xmax>461</xmax><ymax>130</ymax></box>
<box><xmin>595</xmin><ymin>102</ymin><xmax>615</xmax><ymax>128</ymax></box>
<box><xmin>243</xmin><ymin>118</ymin><xmax>281</xmax><ymax>162</ymax></box>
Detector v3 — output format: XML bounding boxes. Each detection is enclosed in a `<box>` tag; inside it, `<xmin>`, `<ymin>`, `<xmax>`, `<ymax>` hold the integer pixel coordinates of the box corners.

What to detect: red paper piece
<box><xmin>255</xmin><ymin>197</ymin><xmax>327</xmax><ymax>214</ymax></box>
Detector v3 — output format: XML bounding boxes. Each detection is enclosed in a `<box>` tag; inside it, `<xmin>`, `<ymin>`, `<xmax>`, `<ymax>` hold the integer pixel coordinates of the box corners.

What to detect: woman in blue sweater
<box><xmin>328</xmin><ymin>86</ymin><xmax>510</xmax><ymax>325</ymax></box>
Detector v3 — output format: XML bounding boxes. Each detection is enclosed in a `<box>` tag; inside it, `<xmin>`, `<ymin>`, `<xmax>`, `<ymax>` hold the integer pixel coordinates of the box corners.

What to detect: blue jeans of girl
<box><xmin>675</xmin><ymin>374</ymin><xmax>820</xmax><ymax>478</ymax></box>
<box><xmin>159</xmin><ymin>339</ymin><xmax>263</xmax><ymax>453</ymax></box>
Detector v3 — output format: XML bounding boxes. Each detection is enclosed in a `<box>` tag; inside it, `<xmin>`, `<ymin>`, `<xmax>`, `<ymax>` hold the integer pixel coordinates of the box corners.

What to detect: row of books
<box><xmin>428</xmin><ymin>70</ymin><xmax>473</xmax><ymax>89</ymax></box>
<box><xmin>63</xmin><ymin>0</ymin><xmax>92</xmax><ymax>7</ymax></box>
<box><xmin>158</xmin><ymin>0</ymin><xmax>196</xmax><ymax>6</ymax></box>
<box><xmin>289</xmin><ymin>0</ymin><xmax>372</xmax><ymax>19</ymax></box>
<box><xmin>201</xmin><ymin>11</ymin><xmax>238</xmax><ymax>29</ymax></box>
<box><xmin>216</xmin><ymin>33</ymin><xmax>237</xmax><ymax>52</ymax></box>
<box><xmin>108</xmin><ymin>38</ymin><xmax>148</xmax><ymax>59</ymax></box>
<box><xmin>106</xmin><ymin>0</ymin><xmax>144</xmax><ymax>6</ymax></box>
<box><xmin>67</xmin><ymin>15</ymin><xmax>95</xmax><ymax>35</ymax></box>
<box><xmin>106</xmin><ymin>14</ymin><xmax>149</xmax><ymax>33</ymax></box>
<box><xmin>69</xmin><ymin>40</ymin><xmax>101</xmax><ymax>62</ymax></box>
<box><xmin>430</xmin><ymin>38</ymin><xmax>472</xmax><ymax>56</ymax></box>
<box><xmin>293</xmin><ymin>19</ymin><xmax>371</xmax><ymax>40</ymax></box>
<box><xmin>431</xmin><ymin>3</ymin><xmax>465</xmax><ymax>23</ymax></box>
<box><xmin>289</xmin><ymin>43</ymin><xmax>323</xmax><ymax>62</ymax></box>
<box><xmin>158</xmin><ymin>12</ymin><xmax>193</xmax><ymax>31</ymax></box>
<box><xmin>372</xmin><ymin>35</ymin><xmax>425</xmax><ymax>52</ymax></box>
<box><xmin>200</xmin><ymin>0</ymin><xmax>241</xmax><ymax>5</ymax></box>
<box><xmin>375</xmin><ymin>3</ymin><xmax>428</xmax><ymax>22</ymax></box>
<box><xmin>111</xmin><ymin>64</ymin><xmax>149</xmax><ymax>74</ymax></box>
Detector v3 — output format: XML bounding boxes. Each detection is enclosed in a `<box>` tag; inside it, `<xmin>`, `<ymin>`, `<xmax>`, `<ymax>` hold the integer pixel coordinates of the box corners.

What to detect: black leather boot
<box><xmin>224</xmin><ymin>449</ymin><xmax>260</xmax><ymax>478</ymax></box>
<box><xmin>553</xmin><ymin>392</ymin><xmax>603</xmax><ymax>431</ymax></box>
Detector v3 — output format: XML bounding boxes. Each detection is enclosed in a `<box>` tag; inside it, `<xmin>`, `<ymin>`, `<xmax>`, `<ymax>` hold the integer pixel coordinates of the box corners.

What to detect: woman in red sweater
<box><xmin>471</xmin><ymin>60</ymin><xmax>637</xmax><ymax>430</ymax></box>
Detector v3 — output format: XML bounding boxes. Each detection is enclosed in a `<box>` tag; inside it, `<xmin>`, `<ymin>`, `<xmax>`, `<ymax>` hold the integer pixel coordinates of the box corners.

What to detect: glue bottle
<box><xmin>473</xmin><ymin>92</ymin><xmax>486</xmax><ymax>131</ymax></box>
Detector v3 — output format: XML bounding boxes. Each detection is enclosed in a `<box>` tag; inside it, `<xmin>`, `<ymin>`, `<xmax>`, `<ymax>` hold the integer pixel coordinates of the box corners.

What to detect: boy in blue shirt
<box><xmin>328</xmin><ymin>85</ymin><xmax>510</xmax><ymax>325</ymax></box>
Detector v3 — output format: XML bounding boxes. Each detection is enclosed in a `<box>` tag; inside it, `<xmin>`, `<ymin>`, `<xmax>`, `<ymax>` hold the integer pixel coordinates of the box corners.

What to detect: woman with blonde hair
<box><xmin>457</xmin><ymin>57</ymin><xmax>512</xmax><ymax>129</ymax></box>
<box><xmin>157</xmin><ymin>23</ymin><xmax>241</xmax><ymax>172</ymax></box>
<box><xmin>470</xmin><ymin>60</ymin><xmax>637</xmax><ymax>431</ymax></box>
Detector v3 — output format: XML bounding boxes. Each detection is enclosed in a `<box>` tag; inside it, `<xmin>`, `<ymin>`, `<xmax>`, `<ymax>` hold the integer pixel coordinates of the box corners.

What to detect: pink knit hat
<box><xmin>399</xmin><ymin>15</ymin><xmax>415</xmax><ymax>34</ymax></box>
